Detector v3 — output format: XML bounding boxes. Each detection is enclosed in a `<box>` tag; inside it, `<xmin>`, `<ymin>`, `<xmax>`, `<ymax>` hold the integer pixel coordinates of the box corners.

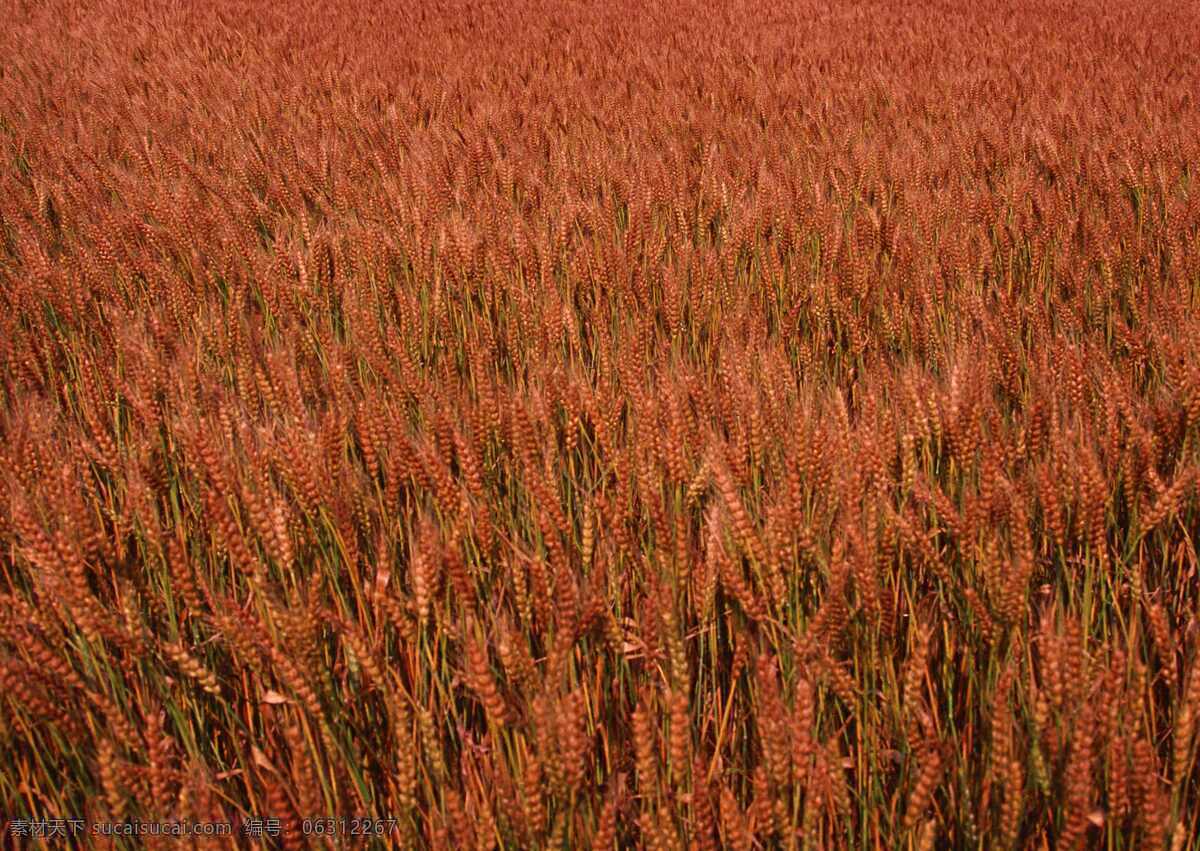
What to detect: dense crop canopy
<box><xmin>2</xmin><ymin>0</ymin><xmax>1200</xmax><ymax>847</ymax></box>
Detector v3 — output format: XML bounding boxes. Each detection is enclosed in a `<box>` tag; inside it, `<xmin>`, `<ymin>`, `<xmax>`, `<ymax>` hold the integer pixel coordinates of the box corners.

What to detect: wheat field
<box><xmin>2</xmin><ymin>0</ymin><xmax>1199</xmax><ymax>848</ymax></box>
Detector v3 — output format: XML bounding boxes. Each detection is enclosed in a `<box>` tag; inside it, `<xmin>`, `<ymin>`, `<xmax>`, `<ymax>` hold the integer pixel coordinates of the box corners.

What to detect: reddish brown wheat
<box><xmin>2</xmin><ymin>0</ymin><xmax>1200</xmax><ymax>847</ymax></box>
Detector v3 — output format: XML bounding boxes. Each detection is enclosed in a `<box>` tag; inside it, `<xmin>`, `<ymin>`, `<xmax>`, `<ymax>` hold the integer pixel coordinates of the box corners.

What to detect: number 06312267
<box><xmin>301</xmin><ymin>818</ymin><xmax>401</xmax><ymax>837</ymax></box>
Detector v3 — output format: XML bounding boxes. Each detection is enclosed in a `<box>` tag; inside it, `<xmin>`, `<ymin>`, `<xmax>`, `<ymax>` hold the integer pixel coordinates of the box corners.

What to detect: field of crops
<box><xmin>2</xmin><ymin>0</ymin><xmax>1199</xmax><ymax>847</ymax></box>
